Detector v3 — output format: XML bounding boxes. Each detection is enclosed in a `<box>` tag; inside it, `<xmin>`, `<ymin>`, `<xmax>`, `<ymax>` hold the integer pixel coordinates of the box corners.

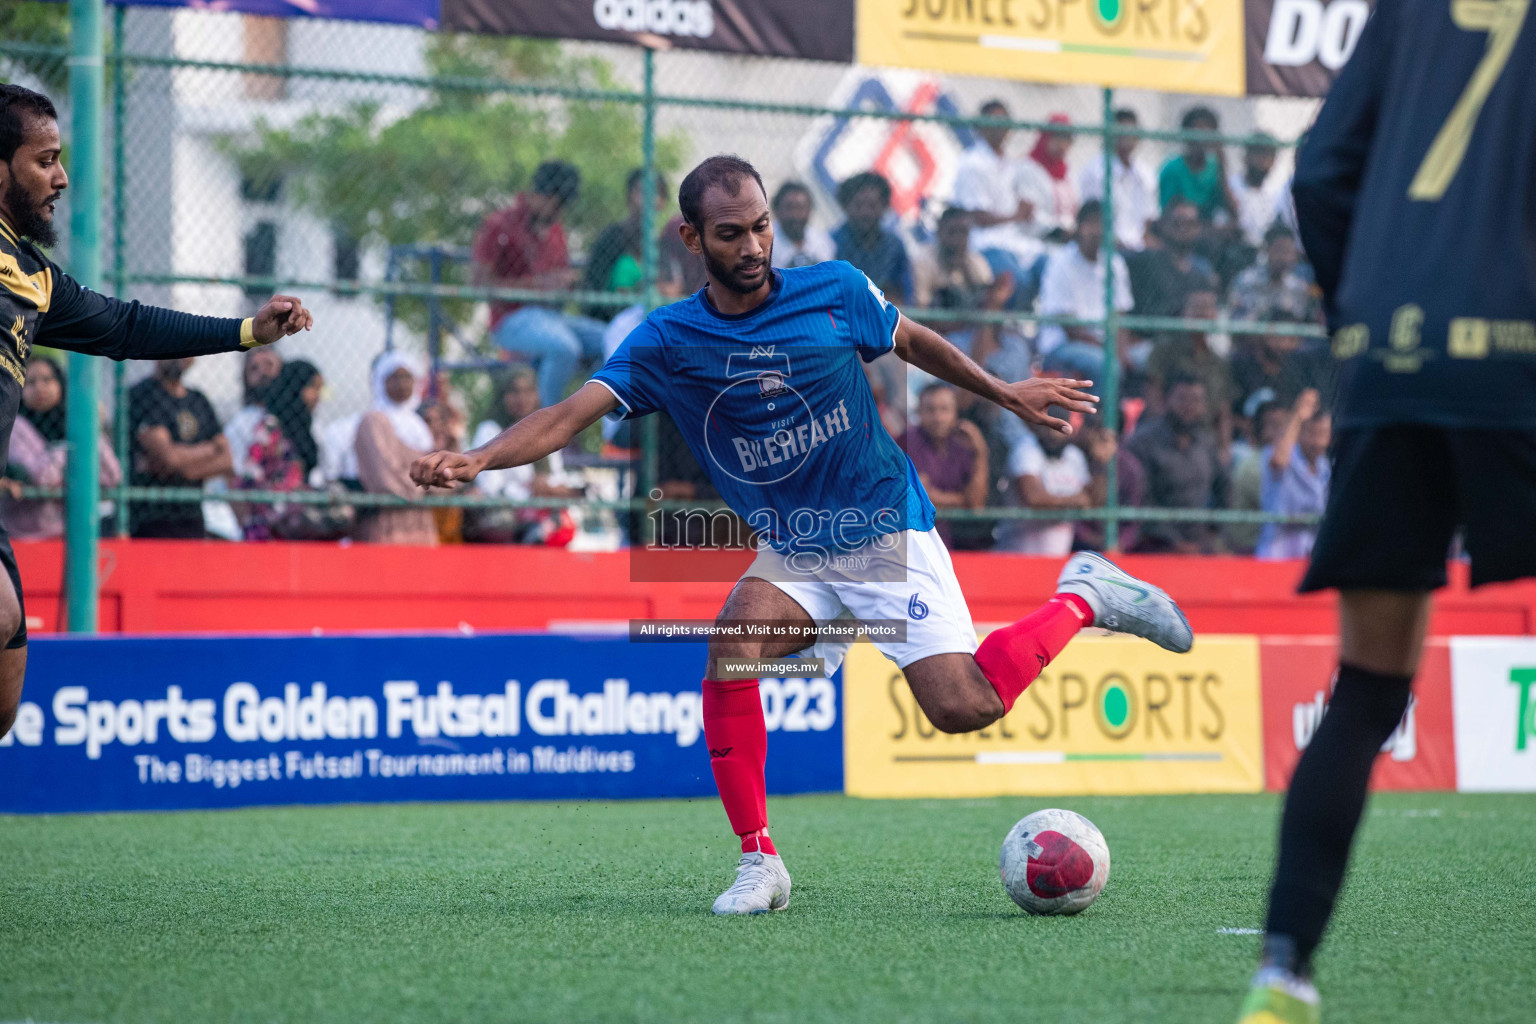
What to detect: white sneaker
<box><xmin>1055</xmin><ymin>551</ymin><xmax>1194</xmax><ymax>654</ymax></box>
<box><xmin>711</xmin><ymin>851</ymin><xmax>791</xmax><ymax>915</ymax></box>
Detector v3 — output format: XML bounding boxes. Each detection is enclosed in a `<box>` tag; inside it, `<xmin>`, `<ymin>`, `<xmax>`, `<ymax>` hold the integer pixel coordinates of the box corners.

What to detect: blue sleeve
<box><xmin>589</xmin><ymin>319</ymin><xmax>667</xmax><ymax>420</ymax></box>
<box><xmin>835</xmin><ymin>261</ymin><xmax>900</xmax><ymax>362</ymax></box>
<box><xmin>1292</xmin><ymin>2</ymin><xmax>1393</xmax><ymax>322</ymax></box>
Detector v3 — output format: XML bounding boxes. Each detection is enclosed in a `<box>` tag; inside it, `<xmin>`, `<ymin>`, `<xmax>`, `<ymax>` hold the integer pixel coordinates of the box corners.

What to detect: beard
<box><xmin>703</xmin><ymin>244</ymin><xmax>772</xmax><ymax>295</ymax></box>
<box><xmin>3</xmin><ymin>173</ymin><xmax>59</xmax><ymax>247</ymax></box>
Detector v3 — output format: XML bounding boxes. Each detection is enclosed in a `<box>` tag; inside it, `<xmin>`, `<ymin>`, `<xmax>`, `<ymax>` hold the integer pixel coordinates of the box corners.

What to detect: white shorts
<box><xmin>741</xmin><ymin>528</ymin><xmax>978</xmax><ymax>676</ymax></box>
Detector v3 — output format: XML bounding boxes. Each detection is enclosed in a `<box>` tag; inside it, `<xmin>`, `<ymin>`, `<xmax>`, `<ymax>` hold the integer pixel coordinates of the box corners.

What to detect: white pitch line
<box><xmin>1216</xmin><ymin>927</ymin><xmax>1264</xmax><ymax>935</ymax></box>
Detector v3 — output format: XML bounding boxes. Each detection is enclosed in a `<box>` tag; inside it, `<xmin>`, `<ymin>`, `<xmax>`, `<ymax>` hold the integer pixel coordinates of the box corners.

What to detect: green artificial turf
<box><xmin>1</xmin><ymin>792</ymin><xmax>1532</xmax><ymax>1023</ymax></box>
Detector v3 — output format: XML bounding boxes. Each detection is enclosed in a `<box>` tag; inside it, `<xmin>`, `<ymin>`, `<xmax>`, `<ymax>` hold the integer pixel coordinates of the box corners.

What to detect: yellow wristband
<box><xmin>239</xmin><ymin>317</ymin><xmax>259</xmax><ymax>348</ymax></box>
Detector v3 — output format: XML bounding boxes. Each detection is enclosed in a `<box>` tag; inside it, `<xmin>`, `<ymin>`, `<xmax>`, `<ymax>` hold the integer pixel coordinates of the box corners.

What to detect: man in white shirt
<box><xmin>997</xmin><ymin>416</ymin><xmax>1098</xmax><ymax>555</ymax></box>
<box><xmin>950</xmin><ymin>99</ymin><xmax>1043</xmax><ymax>280</ymax></box>
<box><xmin>769</xmin><ymin>180</ymin><xmax>835</xmax><ymax>269</ymax></box>
<box><xmin>1078</xmin><ymin>107</ymin><xmax>1158</xmax><ymax>252</ymax></box>
<box><xmin>1228</xmin><ymin>134</ymin><xmax>1288</xmax><ymax>249</ymax></box>
<box><xmin>1035</xmin><ymin>200</ymin><xmax>1133</xmax><ymax>378</ymax></box>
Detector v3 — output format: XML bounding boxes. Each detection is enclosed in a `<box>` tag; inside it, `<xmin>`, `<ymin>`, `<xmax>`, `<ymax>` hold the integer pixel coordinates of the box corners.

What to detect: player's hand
<box><xmin>410</xmin><ymin>449</ymin><xmax>484</xmax><ymax>490</ymax></box>
<box><xmin>251</xmin><ymin>295</ymin><xmax>314</xmax><ymax>344</ymax></box>
<box><xmin>1004</xmin><ymin>377</ymin><xmax>1099</xmax><ymax>435</ymax></box>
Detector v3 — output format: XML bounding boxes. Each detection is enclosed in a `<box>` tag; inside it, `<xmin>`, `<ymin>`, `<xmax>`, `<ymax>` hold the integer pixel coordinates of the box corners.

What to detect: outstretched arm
<box><xmin>37</xmin><ymin>266</ymin><xmax>313</xmax><ymax>360</ymax></box>
<box><xmin>409</xmin><ymin>381</ymin><xmax>619</xmax><ymax>489</ymax></box>
<box><xmin>892</xmin><ymin>313</ymin><xmax>1098</xmax><ymax>435</ymax></box>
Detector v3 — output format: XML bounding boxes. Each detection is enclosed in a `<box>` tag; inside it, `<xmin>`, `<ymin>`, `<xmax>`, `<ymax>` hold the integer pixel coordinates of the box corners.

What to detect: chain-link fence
<box><xmin>1</xmin><ymin>3</ymin><xmax>1329</xmax><ymax>558</ymax></box>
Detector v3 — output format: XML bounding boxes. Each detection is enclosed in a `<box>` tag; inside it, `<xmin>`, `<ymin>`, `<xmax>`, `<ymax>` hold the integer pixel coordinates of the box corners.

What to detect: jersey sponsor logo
<box><xmin>728</xmin><ymin>399</ymin><xmax>852</xmax><ymax>475</ymax></box>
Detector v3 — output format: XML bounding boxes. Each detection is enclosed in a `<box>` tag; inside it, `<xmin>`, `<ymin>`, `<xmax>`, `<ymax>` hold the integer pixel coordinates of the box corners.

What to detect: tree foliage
<box><xmin>229</xmin><ymin>34</ymin><xmax>681</xmax><ymax>273</ymax></box>
<box><xmin>0</xmin><ymin>1</ymin><xmax>71</xmax><ymax>93</ymax></box>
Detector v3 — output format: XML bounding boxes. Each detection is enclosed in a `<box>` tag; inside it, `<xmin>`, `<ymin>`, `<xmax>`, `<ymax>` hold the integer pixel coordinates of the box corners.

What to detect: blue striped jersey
<box><xmin>591</xmin><ymin>260</ymin><xmax>935</xmax><ymax>552</ymax></box>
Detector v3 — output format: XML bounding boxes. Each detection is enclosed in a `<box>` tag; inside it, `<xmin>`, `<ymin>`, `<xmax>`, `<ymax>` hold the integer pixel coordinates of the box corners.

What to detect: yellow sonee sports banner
<box><xmin>856</xmin><ymin>0</ymin><xmax>1247</xmax><ymax>97</ymax></box>
<box><xmin>844</xmin><ymin>635</ymin><xmax>1264</xmax><ymax>797</ymax></box>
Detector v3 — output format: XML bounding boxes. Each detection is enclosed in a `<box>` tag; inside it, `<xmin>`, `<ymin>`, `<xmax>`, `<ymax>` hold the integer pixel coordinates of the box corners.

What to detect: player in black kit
<box><xmin>0</xmin><ymin>83</ymin><xmax>312</xmax><ymax>740</ymax></box>
<box><xmin>1238</xmin><ymin>3</ymin><xmax>1536</xmax><ymax>1021</ymax></box>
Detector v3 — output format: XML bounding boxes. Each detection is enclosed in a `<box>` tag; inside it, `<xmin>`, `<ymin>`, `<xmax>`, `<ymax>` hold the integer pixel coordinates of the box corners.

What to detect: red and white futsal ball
<box><xmin>999</xmin><ymin>808</ymin><xmax>1110</xmax><ymax>915</ymax></box>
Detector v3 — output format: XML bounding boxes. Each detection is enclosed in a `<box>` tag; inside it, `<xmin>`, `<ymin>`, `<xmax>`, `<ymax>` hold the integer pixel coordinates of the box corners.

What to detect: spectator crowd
<box><xmin>5</xmin><ymin>105</ymin><xmax>1332</xmax><ymax>556</ymax></box>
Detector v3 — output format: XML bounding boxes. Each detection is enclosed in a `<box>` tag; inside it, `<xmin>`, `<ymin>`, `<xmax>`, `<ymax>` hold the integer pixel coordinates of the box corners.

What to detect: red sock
<box><xmin>702</xmin><ymin>679</ymin><xmax>776</xmax><ymax>856</ymax></box>
<box><xmin>974</xmin><ymin>594</ymin><xmax>1093</xmax><ymax>713</ymax></box>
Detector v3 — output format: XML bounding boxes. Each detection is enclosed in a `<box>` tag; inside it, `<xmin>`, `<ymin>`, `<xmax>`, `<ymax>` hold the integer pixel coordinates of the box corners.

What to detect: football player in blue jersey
<box><xmin>412</xmin><ymin>155</ymin><xmax>1192</xmax><ymax>915</ymax></box>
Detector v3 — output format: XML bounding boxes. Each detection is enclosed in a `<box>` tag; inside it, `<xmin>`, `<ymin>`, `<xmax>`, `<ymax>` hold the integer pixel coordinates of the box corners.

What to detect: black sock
<box><xmin>1264</xmin><ymin>662</ymin><xmax>1413</xmax><ymax>973</ymax></box>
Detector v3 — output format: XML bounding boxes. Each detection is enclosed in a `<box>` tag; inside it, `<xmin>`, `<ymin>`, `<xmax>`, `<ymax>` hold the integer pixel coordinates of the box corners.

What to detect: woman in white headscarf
<box><xmin>353</xmin><ymin>350</ymin><xmax>441</xmax><ymax>545</ymax></box>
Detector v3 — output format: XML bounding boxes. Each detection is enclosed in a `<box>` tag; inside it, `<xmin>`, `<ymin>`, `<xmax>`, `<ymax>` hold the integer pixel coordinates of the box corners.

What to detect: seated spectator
<box><xmin>911</xmin><ymin>207</ymin><xmax>1014</xmax><ymax>364</ymax></box>
<box><xmin>128</xmin><ymin>358</ymin><xmax>228</xmax><ymax>539</ymax></box>
<box><xmin>1072</xmin><ymin>418</ymin><xmax>1145</xmax><ymax>553</ymax></box>
<box><xmin>1078</xmin><ymin>107</ymin><xmax>1158</xmax><ymax>252</ymax></box>
<box><xmin>1036</xmin><ymin>199</ymin><xmax>1133</xmax><ymax>381</ymax></box>
<box><xmin>232</xmin><ymin>360</ymin><xmax>346</xmax><ymax>541</ymax></box>
<box><xmin>2</xmin><ymin>355</ymin><xmax>121</xmax><ymax>540</ymax></box>
<box><xmin>1145</xmin><ymin>287</ymin><xmax>1235</xmax><ymax>441</ymax></box>
<box><xmin>1230</xmin><ymin>311</ymin><xmax>1314</xmax><ymax>416</ymax></box>
<box><xmin>1159</xmin><ymin>106</ymin><xmax>1232</xmax><ymax>224</ymax></box>
<box><xmin>1228</xmin><ymin>133</ymin><xmax>1288</xmax><ymax>250</ymax></box>
<box><xmin>225</xmin><ymin>346</ymin><xmax>286</xmax><ymax>479</ymax></box>
<box><xmin>833</xmin><ymin>171</ymin><xmax>911</xmax><ymax>303</ymax></box>
<box><xmin>474</xmin><ymin>160</ymin><xmax>605</xmax><ymax>408</ymax></box>
<box><xmin>1228</xmin><ymin>224</ymin><xmax>1317</xmax><ymax>323</ymax></box>
<box><xmin>1226</xmin><ymin>398</ymin><xmax>1288</xmax><ymax>555</ymax></box>
<box><xmin>581</xmin><ymin>167</ymin><xmax>669</xmax><ymax>319</ymax></box>
<box><xmin>1257</xmin><ymin>388</ymin><xmax>1330</xmax><ymax>560</ymax></box>
<box><xmin>353</xmin><ymin>352</ymin><xmax>440</xmax><ymax>546</ymax></box>
<box><xmin>1127</xmin><ymin>376</ymin><xmax>1227</xmax><ymax>554</ymax></box>
<box><xmin>771</xmin><ymin>181</ymin><xmax>835</xmax><ymax>269</ymax></box>
<box><xmin>997</xmin><ymin>411</ymin><xmax>1103</xmax><ymax>555</ymax></box>
<box><xmin>899</xmin><ymin>384</ymin><xmax>988</xmax><ymax>548</ymax></box>
<box><xmin>1015</xmin><ymin>113</ymin><xmax>1078</xmax><ymax>240</ymax></box>
<box><xmin>951</xmin><ymin>99</ymin><xmax>1043</xmax><ymax>290</ymax></box>
<box><xmin>1126</xmin><ymin>199</ymin><xmax>1218</xmax><ymax>320</ymax></box>
<box><xmin>466</xmin><ymin>367</ymin><xmax>586</xmax><ymax>544</ymax></box>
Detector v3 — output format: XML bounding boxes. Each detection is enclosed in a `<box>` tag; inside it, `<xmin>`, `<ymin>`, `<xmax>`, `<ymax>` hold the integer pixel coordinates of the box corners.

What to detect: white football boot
<box><xmin>1055</xmin><ymin>551</ymin><xmax>1194</xmax><ymax>654</ymax></box>
<box><xmin>711</xmin><ymin>851</ymin><xmax>791</xmax><ymax>915</ymax></box>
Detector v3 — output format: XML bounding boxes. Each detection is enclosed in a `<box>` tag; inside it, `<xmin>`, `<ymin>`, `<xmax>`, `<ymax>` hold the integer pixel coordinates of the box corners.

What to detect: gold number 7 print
<box><xmin>1409</xmin><ymin>0</ymin><xmax>1531</xmax><ymax>200</ymax></box>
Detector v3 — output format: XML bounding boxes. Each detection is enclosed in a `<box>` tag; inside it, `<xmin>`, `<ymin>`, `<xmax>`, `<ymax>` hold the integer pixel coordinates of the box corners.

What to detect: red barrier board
<box><xmin>1260</xmin><ymin>637</ymin><xmax>1457</xmax><ymax>791</ymax></box>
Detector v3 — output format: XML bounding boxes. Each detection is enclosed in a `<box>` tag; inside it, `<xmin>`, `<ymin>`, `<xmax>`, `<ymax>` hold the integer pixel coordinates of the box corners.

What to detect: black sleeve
<box><xmin>1291</xmin><ymin>3</ymin><xmax>1394</xmax><ymax>323</ymax></box>
<box><xmin>36</xmin><ymin>265</ymin><xmax>245</xmax><ymax>361</ymax></box>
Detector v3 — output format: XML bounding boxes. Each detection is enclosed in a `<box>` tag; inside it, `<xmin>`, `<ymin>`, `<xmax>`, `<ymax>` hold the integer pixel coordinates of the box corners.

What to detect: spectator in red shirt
<box><xmin>472</xmin><ymin>161</ymin><xmax>606</xmax><ymax>407</ymax></box>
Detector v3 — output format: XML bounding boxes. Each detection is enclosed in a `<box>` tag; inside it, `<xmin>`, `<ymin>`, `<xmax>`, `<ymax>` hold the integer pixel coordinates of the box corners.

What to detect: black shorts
<box><xmin>0</xmin><ymin>529</ymin><xmax>26</xmax><ymax>648</ymax></box>
<box><xmin>1301</xmin><ymin>425</ymin><xmax>1536</xmax><ymax>593</ymax></box>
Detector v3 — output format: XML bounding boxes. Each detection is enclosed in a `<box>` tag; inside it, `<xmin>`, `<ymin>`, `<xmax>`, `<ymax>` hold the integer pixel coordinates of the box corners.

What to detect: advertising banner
<box><xmin>0</xmin><ymin>634</ymin><xmax>841</xmax><ymax>813</ymax></box>
<box><xmin>441</xmin><ymin>0</ymin><xmax>855</xmax><ymax>62</ymax></box>
<box><xmin>856</xmin><ymin>0</ymin><xmax>1247</xmax><ymax>97</ymax></box>
<box><xmin>1259</xmin><ymin>637</ymin><xmax>1456</xmax><ymax>791</ymax></box>
<box><xmin>100</xmin><ymin>0</ymin><xmax>442</xmax><ymax>28</ymax></box>
<box><xmin>1450</xmin><ymin>637</ymin><xmax>1536</xmax><ymax>793</ymax></box>
<box><xmin>1244</xmin><ymin>0</ymin><xmax>1375</xmax><ymax>96</ymax></box>
<box><xmin>843</xmin><ymin>635</ymin><xmax>1264</xmax><ymax>797</ymax></box>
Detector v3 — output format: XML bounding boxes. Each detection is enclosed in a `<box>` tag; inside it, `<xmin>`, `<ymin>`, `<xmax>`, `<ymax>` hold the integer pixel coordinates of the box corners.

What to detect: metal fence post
<box><xmin>111</xmin><ymin>1</ymin><xmax>128</xmax><ymax>538</ymax></box>
<box><xmin>1099</xmin><ymin>86</ymin><xmax>1121</xmax><ymax>553</ymax></box>
<box><xmin>638</xmin><ymin>47</ymin><xmax>659</xmax><ymax>539</ymax></box>
<box><xmin>65</xmin><ymin>0</ymin><xmax>104</xmax><ymax>632</ymax></box>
